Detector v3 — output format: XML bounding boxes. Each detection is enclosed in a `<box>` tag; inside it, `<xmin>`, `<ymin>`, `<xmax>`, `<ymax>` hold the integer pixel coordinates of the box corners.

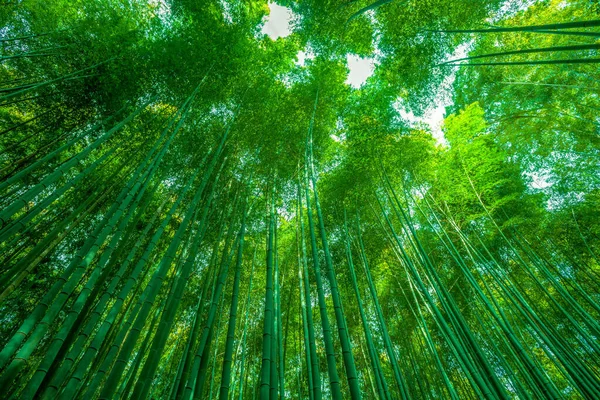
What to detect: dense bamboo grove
<box><xmin>1</xmin><ymin>0</ymin><xmax>599</xmax><ymax>398</ymax></box>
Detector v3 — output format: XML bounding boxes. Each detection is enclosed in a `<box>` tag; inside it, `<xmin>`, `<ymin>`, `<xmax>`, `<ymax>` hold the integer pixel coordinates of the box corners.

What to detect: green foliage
<box><xmin>0</xmin><ymin>1</ymin><xmax>599</xmax><ymax>399</ymax></box>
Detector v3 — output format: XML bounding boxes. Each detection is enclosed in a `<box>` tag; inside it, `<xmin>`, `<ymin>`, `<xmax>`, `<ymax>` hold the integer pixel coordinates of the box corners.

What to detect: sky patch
<box><xmin>261</xmin><ymin>3</ymin><xmax>295</xmax><ymax>40</ymax></box>
<box><xmin>296</xmin><ymin>49</ymin><xmax>315</xmax><ymax>67</ymax></box>
<box><xmin>346</xmin><ymin>54</ymin><xmax>376</xmax><ymax>88</ymax></box>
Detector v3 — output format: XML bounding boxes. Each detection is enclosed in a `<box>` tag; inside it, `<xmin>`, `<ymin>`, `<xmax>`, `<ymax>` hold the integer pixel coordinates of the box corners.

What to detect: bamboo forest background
<box><xmin>1</xmin><ymin>0</ymin><xmax>599</xmax><ymax>398</ymax></box>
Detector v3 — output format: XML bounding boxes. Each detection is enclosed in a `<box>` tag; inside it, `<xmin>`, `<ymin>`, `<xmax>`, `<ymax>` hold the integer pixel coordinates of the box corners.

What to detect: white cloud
<box><xmin>346</xmin><ymin>54</ymin><xmax>376</xmax><ymax>88</ymax></box>
<box><xmin>296</xmin><ymin>49</ymin><xmax>315</xmax><ymax>67</ymax></box>
<box><xmin>261</xmin><ymin>3</ymin><xmax>294</xmax><ymax>40</ymax></box>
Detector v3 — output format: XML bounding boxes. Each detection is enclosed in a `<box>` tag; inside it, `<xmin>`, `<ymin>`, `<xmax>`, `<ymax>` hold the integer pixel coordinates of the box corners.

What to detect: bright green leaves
<box><xmin>1</xmin><ymin>1</ymin><xmax>600</xmax><ymax>399</ymax></box>
<box><xmin>443</xmin><ymin>102</ymin><xmax>487</xmax><ymax>146</ymax></box>
<box><xmin>432</xmin><ymin>102</ymin><xmax>542</xmax><ymax>232</ymax></box>
<box><xmin>450</xmin><ymin>0</ymin><xmax>600</xmax><ymax>208</ymax></box>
